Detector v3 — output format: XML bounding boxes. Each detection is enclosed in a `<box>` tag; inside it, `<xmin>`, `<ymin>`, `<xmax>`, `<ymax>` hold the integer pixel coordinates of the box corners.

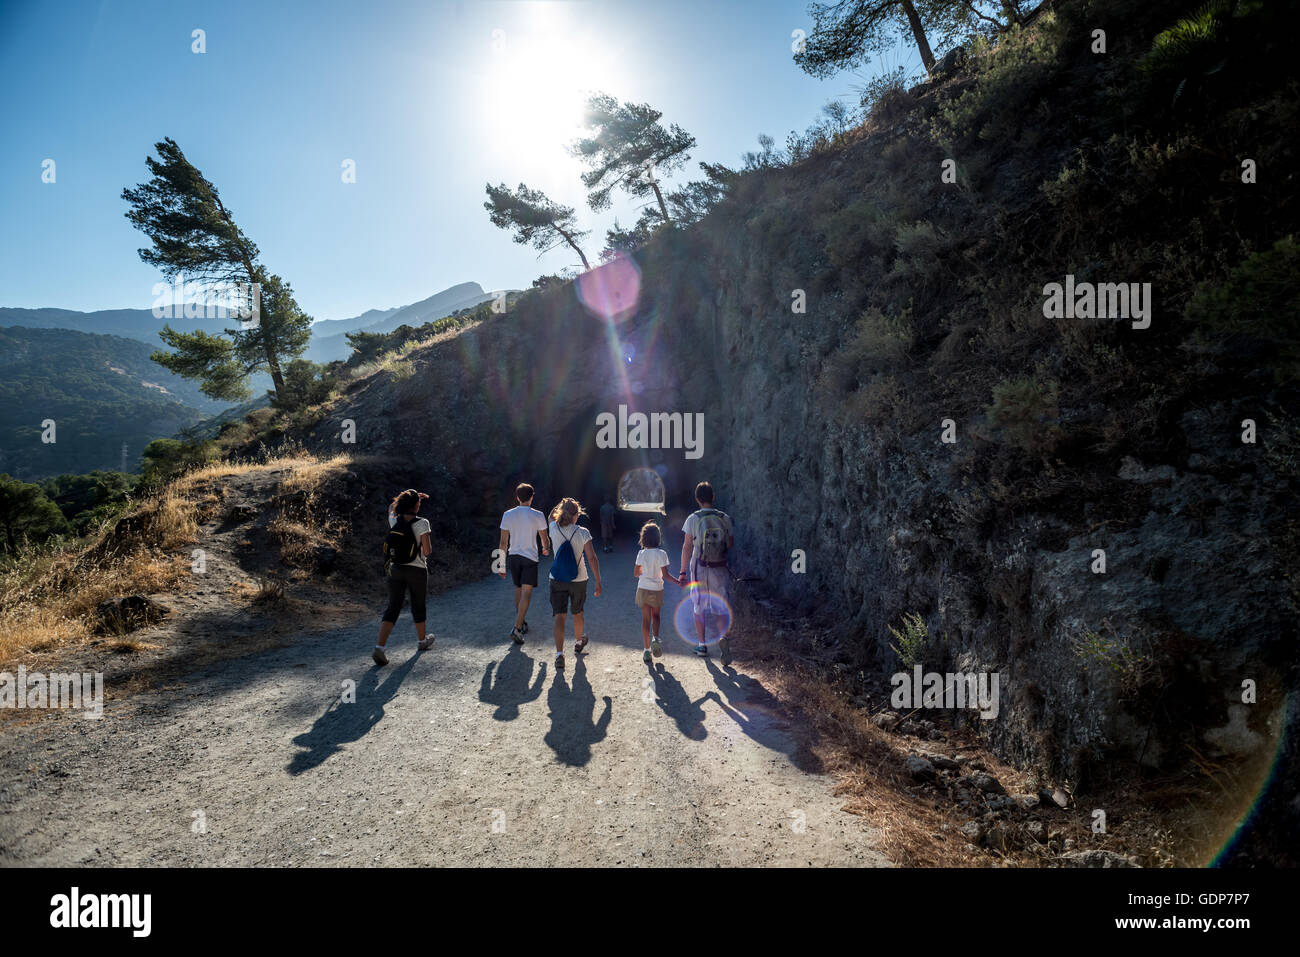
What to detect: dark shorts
<box><xmin>507</xmin><ymin>554</ymin><xmax>539</xmax><ymax>588</ymax></box>
<box><xmin>549</xmin><ymin>579</ymin><xmax>588</xmax><ymax>615</ymax></box>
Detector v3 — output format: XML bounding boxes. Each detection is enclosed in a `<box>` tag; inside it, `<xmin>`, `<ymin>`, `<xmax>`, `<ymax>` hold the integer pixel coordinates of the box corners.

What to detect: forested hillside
<box><xmin>0</xmin><ymin>326</ymin><xmax>223</xmax><ymax>479</ymax></box>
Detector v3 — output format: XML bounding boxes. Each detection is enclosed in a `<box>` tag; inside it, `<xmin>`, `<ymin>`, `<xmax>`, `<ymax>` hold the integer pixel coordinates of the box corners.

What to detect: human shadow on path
<box><xmin>705</xmin><ymin>658</ymin><xmax>823</xmax><ymax>773</ymax></box>
<box><xmin>287</xmin><ymin>650</ymin><xmax>422</xmax><ymax>775</ymax></box>
<box><xmin>646</xmin><ymin>661</ymin><xmax>711</xmax><ymax>741</ymax></box>
<box><xmin>543</xmin><ymin>656</ymin><xmax>612</xmax><ymax>767</ymax></box>
<box><xmin>479</xmin><ymin>645</ymin><xmax>547</xmax><ymax>721</ymax></box>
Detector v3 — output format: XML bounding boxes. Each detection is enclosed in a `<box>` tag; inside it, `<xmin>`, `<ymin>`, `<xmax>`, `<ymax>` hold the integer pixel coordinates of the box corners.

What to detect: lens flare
<box><xmin>576</xmin><ymin>252</ymin><xmax>641</xmax><ymax>323</ymax></box>
<box><xmin>672</xmin><ymin>585</ymin><xmax>733</xmax><ymax>646</ymax></box>
<box><xmin>618</xmin><ymin>466</ymin><xmax>665</xmax><ymax>513</ymax></box>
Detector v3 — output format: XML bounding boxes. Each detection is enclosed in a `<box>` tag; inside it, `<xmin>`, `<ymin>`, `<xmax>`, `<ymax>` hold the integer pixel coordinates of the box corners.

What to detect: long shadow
<box><xmin>286</xmin><ymin>650</ymin><xmax>423</xmax><ymax>775</ymax></box>
<box><xmin>479</xmin><ymin>645</ymin><xmax>546</xmax><ymax>721</ymax></box>
<box><xmin>646</xmin><ymin>661</ymin><xmax>711</xmax><ymax>741</ymax></box>
<box><xmin>705</xmin><ymin>658</ymin><xmax>823</xmax><ymax>773</ymax></box>
<box><xmin>543</xmin><ymin>656</ymin><xmax>612</xmax><ymax>767</ymax></box>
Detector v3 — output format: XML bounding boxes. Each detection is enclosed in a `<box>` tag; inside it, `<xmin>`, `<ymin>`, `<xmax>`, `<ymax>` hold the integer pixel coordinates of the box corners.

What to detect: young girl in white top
<box><xmin>633</xmin><ymin>521</ymin><xmax>683</xmax><ymax>663</ymax></box>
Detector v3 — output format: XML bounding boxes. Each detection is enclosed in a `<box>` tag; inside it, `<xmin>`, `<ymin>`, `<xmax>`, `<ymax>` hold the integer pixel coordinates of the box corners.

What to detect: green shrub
<box><xmin>1141</xmin><ymin>0</ymin><xmax>1235</xmax><ymax>105</ymax></box>
<box><xmin>985</xmin><ymin>376</ymin><xmax>1062</xmax><ymax>454</ymax></box>
<box><xmin>273</xmin><ymin>359</ymin><xmax>334</xmax><ymax>411</ymax></box>
<box><xmin>821</xmin><ymin>307</ymin><xmax>914</xmax><ymax>395</ymax></box>
<box><xmin>888</xmin><ymin>611</ymin><xmax>928</xmax><ymax>668</ymax></box>
<box><xmin>823</xmin><ymin>201</ymin><xmax>895</xmax><ymax>270</ymax></box>
<box><xmin>1071</xmin><ymin>623</ymin><xmax>1157</xmax><ymax>699</ymax></box>
<box><xmin>1187</xmin><ymin>235</ymin><xmax>1300</xmax><ymax>381</ymax></box>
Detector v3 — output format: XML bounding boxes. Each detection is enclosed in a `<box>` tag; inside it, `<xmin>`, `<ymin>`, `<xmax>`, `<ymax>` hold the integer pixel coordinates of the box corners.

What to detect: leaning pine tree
<box><xmin>122</xmin><ymin>137</ymin><xmax>311</xmax><ymax>402</ymax></box>
<box><xmin>569</xmin><ymin>93</ymin><xmax>695</xmax><ymax>227</ymax></box>
<box><xmin>483</xmin><ymin>182</ymin><xmax>593</xmax><ymax>271</ymax></box>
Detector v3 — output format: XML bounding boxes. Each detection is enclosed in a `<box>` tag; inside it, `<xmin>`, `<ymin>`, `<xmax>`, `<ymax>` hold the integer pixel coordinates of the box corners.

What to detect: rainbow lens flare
<box><xmin>672</xmin><ymin>583</ymin><xmax>733</xmax><ymax>646</ymax></box>
<box><xmin>575</xmin><ymin>252</ymin><xmax>641</xmax><ymax>324</ymax></box>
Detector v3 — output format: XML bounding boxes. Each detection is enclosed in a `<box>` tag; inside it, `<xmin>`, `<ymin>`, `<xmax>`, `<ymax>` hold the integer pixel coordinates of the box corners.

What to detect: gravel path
<box><xmin>0</xmin><ymin>544</ymin><xmax>887</xmax><ymax>867</ymax></box>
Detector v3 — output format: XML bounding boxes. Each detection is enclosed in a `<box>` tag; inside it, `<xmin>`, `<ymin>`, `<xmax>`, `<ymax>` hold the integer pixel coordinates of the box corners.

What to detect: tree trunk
<box><xmin>900</xmin><ymin>0</ymin><xmax>937</xmax><ymax>74</ymax></box>
<box><xmin>650</xmin><ymin>180</ymin><xmax>672</xmax><ymax>225</ymax></box>
<box><xmin>558</xmin><ymin>227</ymin><xmax>592</xmax><ymax>271</ymax></box>
<box><xmin>265</xmin><ymin>350</ymin><xmax>286</xmax><ymax>397</ymax></box>
<box><xmin>218</xmin><ymin>194</ymin><xmax>285</xmax><ymax>403</ymax></box>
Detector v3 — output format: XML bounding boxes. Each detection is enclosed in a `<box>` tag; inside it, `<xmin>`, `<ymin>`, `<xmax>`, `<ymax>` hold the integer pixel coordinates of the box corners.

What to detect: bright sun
<box><xmin>480</xmin><ymin>16</ymin><xmax>612</xmax><ymax>181</ymax></box>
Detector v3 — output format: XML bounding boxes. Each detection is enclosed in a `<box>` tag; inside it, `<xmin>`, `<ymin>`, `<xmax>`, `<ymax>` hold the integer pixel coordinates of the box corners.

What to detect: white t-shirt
<box><xmin>683</xmin><ymin>508</ymin><xmax>732</xmax><ymax>563</ymax></box>
<box><xmin>636</xmin><ymin>548</ymin><xmax>670</xmax><ymax>590</ymax></box>
<box><xmin>548</xmin><ymin>521</ymin><xmax>592</xmax><ymax>582</ymax></box>
<box><xmin>500</xmin><ymin>505</ymin><xmax>548</xmax><ymax>562</ymax></box>
<box><xmin>389</xmin><ymin>512</ymin><xmax>431</xmax><ymax>569</ymax></box>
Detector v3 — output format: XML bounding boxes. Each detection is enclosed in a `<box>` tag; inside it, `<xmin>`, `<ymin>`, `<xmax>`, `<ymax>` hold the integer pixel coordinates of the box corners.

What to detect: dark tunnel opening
<box><xmin>528</xmin><ymin>400</ymin><xmax>705</xmax><ymax>547</ymax></box>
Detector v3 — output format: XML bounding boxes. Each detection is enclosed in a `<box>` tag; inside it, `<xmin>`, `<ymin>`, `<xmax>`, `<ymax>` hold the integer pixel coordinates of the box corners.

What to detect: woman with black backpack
<box><xmin>373</xmin><ymin>489</ymin><xmax>434</xmax><ymax>666</ymax></box>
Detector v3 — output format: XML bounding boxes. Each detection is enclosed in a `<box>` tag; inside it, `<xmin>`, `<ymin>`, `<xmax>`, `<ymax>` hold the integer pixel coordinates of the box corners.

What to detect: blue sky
<box><xmin>0</xmin><ymin>0</ymin><xmax>915</xmax><ymax>320</ymax></box>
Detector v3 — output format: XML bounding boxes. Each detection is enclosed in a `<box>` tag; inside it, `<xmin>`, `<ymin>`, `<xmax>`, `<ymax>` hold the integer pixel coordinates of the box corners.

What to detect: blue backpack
<box><xmin>552</xmin><ymin>524</ymin><xmax>580</xmax><ymax>582</ymax></box>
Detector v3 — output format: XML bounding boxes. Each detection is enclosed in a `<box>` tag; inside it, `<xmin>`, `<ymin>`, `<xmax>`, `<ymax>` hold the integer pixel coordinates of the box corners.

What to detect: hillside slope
<box><xmin>279</xmin><ymin>0</ymin><xmax>1296</xmax><ymax>862</ymax></box>
<box><xmin>0</xmin><ymin>326</ymin><xmax>227</xmax><ymax>478</ymax></box>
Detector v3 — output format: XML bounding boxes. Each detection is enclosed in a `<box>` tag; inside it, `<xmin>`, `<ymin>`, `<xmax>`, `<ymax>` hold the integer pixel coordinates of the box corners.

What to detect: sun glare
<box><xmin>480</xmin><ymin>14</ymin><xmax>614</xmax><ymax>181</ymax></box>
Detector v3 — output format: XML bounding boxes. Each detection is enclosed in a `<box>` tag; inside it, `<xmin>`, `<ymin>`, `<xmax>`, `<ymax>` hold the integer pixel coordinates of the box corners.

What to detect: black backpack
<box><xmin>383</xmin><ymin>515</ymin><xmax>420</xmax><ymax>570</ymax></box>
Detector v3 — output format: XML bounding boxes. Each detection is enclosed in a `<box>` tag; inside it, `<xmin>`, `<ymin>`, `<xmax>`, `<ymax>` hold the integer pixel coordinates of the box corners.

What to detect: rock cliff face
<box><xmin>304</xmin><ymin>233</ymin><xmax>1291</xmax><ymax>794</ymax></box>
<box><xmin>302</xmin><ymin>0</ymin><xmax>1297</xmax><ymax>828</ymax></box>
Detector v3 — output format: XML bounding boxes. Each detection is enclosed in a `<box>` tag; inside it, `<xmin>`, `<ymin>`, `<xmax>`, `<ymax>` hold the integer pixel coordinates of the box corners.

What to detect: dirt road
<box><xmin>0</xmin><ymin>543</ymin><xmax>887</xmax><ymax>867</ymax></box>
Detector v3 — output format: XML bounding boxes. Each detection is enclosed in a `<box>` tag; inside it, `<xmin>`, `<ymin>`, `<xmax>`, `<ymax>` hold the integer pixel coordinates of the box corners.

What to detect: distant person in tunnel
<box><xmin>498</xmin><ymin>483</ymin><xmax>551</xmax><ymax>644</ymax></box>
<box><xmin>373</xmin><ymin>489</ymin><xmax>433</xmax><ymax>666</ymax></box>
<box><xmin>547</xmin><ymin>497</ymin><xmax>602</xmax><ymax>671</ymax></box>
<box><xmin>599</xmin><ymin>496</ymin><xmax>616</xmax><ymax>553</ymax></box>
<box><xmin>680</xmin><ymin>481</ymin><xmax>735</xmax><ymax>664</ymax></box>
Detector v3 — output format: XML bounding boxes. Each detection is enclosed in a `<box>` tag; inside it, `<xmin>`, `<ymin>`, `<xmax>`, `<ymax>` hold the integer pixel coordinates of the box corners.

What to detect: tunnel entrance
<box><xmin>538</xmin><ymin>400</ymin><xmax>700</xmax><ymax>543</ymax></box>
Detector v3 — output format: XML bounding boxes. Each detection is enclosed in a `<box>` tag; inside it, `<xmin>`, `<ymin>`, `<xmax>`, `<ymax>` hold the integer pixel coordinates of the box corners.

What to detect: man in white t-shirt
<box><xmin>680</xmin><ymin>480</ymin><xmax>735</xmax><ymax>664</ymax></box>
<box><xmin>498</xmin><ymin>482</ymin><xmax>551</xmax><ymax>644</ymax></box>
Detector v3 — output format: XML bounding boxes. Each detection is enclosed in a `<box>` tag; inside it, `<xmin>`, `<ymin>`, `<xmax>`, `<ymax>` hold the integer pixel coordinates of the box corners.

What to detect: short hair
<box><xmin>639</xmin><ymin>521</ymin><xmax>661</xmax><ymax>548</ymax></box>
<box><xmin>695</xmin><ymin>481</ymin><xmax>714</xmax><ymax>504</ymax></box>
<box><xmin>516</xmin><ymin>483</ymin><xmax>534</xmax><ymax>503</ymax></box>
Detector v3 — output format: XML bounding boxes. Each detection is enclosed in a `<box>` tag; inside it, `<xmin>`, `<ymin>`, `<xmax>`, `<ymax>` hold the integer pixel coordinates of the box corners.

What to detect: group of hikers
<box><xmin>372</xmin><ymin>481</ymin><xmax>735</xmax><ymax>672</ymax></box>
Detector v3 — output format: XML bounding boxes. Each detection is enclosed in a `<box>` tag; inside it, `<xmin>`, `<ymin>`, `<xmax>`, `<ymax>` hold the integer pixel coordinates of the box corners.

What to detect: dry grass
<box><xmin>733</xmin><ymin>610</ymin><xmax>979</xmax><ymax>866</ymax></box>
<box><xmin>732</xmin><ymin>591</ymin><xmax>1269</xmax><ymax>868</ymax></box>
<box><xmin>0</xmin><ymin>449</ymin><xmax>371</xmax><ymax>669</ymax></box>
<box><xmin>230</xmin><ymin>577</ymin><xmax>285</xmax><ymax>604</ymax></box>
<box><xmin>0</xmin><ymin>551</ymin><xmax>186</xmax><ymax>665</ymax></box>
<box><xmin>276</xmin><ymin>452</ymin><xmax>359</xmax><ymax>495</ymax></box>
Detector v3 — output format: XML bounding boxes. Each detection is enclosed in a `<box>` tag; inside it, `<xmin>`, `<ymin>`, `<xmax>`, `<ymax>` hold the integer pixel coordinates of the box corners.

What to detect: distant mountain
<box><xmin>0</xmin><ymin>306</ymin><xmax>231</xmax><ymax>343</ymax></box>
<box><xmin>0</xmin><ymin>326</ymin><xmax>225</xmax><ymax>480</ymax></box>
<box><xmin>307</xmin><ymin>305</ymin><xmax>403</xmax><ymax>340</ymax></box>
<box><xmin>303</xmin><ymin>282</ymin><xmax>498</xmax><ymax>362</ymax></box>
<box><xmin>1</xmin><ymin>281</ymin><xmax>502</xmax><ymax>367</ymax></box>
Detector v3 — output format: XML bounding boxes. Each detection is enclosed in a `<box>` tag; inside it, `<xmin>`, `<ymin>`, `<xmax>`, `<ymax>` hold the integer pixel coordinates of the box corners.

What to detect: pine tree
<box><xmin>122</xmin><ymin>138</ymin><xmax>312</xmax><ymax>401</ymax></box>
<box><xmin>569</xmin><ymin>94</ymin><xmax>696</xmax><ymax>224</ymax></box>
<box><xmin>483</xmin><ymin>182</ymin><xmax>592</xmax><ymax>270</ymax></box>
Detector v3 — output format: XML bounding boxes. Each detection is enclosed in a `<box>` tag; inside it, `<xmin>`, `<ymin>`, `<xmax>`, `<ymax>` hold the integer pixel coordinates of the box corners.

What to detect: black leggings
<box><xmin>382</xmin><ymin>563</ymin><xmax>427</xmax><ymax>624</ymax></box>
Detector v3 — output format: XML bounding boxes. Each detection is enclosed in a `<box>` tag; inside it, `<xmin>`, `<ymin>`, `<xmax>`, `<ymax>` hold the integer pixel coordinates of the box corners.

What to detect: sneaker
<box><xmin>650</xmin><ymin>636</ymin><xmax>662</xmax><ymax>658</ymax></box>
<box><xmin>694</xmin><ymin>644</ymin><xmax>709</xmax><ymax>658</ymax></box>
<box><xmin>555</xmin><ymin>652</ymin><xmax>565</xmax><ymax>671</ymax></box>
<box><xmin>719</xmin><ymin>637</ymin><xmax>732</xmax><ymax>666</ymax></box>
<box><xmin>520</xmin><ymin>620</ymin><xmax>529</xmax><ymax>634</ymax></box>
<box><xmin>418</xmin><ymin>636</ymin><xmax>435</xmax><ymax>651</ymax></box>
<box><xmin>510</xmin><ymin>627</ymin><xmax>524</xmax><ymax>645</ymax></box>
<box><xmin>574</xmin><ymin>636</ymin><xmax>588</xmax><ymax>655</ymax></box>
<box><xmin>372</xmin><ymin>646</ymin><xmax>389</xmax><ymax>666</ymax></box>
<box><xmin>643</xmin><ymin>648</ymin><xmax>652</xmax><ymax>664</ymax></box>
